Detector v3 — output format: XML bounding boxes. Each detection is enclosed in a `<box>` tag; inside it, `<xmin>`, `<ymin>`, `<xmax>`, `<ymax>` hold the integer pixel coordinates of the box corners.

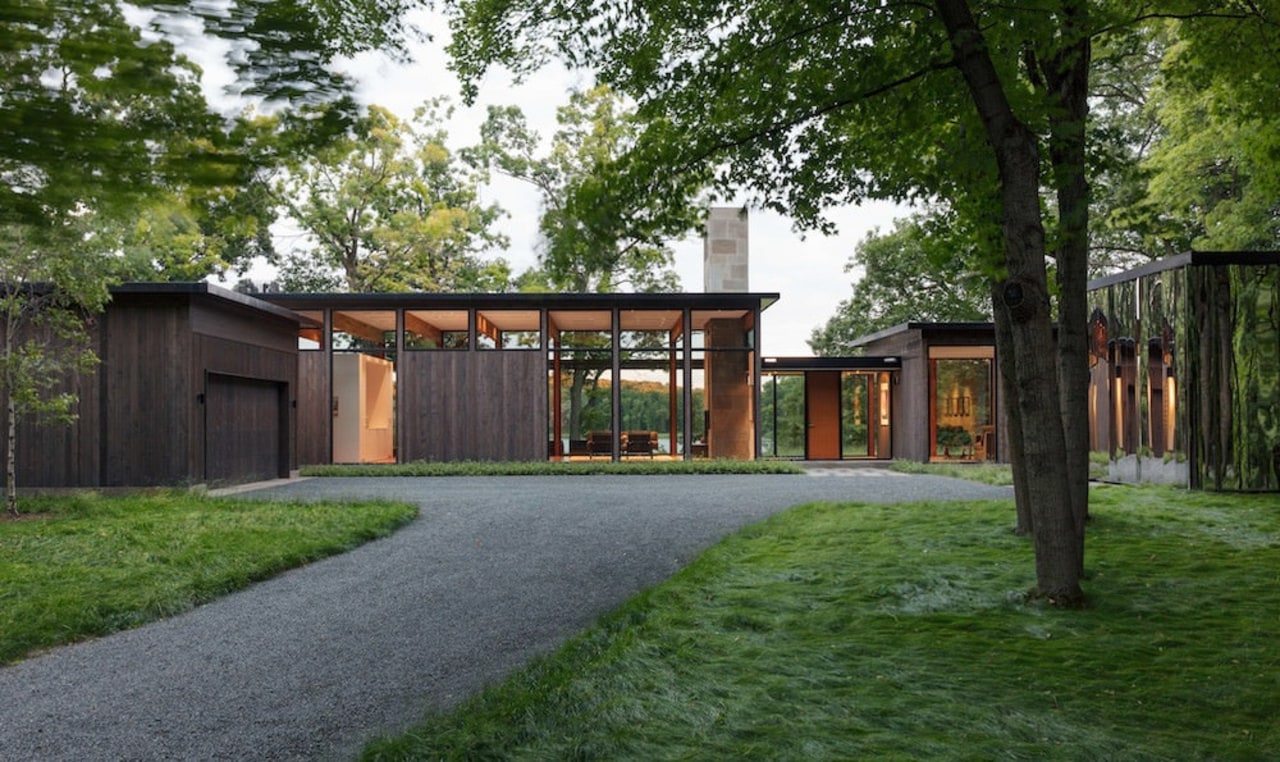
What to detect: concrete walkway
<box><xmin>0</xmin><ymin>472</ymin><xmax>1011</xmax><ymax>761</ymax></box>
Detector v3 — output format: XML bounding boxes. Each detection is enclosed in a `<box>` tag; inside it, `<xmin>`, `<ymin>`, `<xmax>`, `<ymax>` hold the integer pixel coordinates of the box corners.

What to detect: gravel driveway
<box><xmin>0</xmin><ymin>472</ymin><xmax>1010</xmax><ymax>761</ymax></box>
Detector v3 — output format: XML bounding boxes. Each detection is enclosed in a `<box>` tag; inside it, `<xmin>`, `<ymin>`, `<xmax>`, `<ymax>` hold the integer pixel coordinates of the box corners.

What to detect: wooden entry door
<box><xmin>805</xmin><ymin>371</ymin><xmax>841</xmax><ymax>460</ymax></box>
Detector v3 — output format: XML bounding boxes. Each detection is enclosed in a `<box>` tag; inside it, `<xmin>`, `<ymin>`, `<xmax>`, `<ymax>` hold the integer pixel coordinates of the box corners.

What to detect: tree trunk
<box><xmin>991</xmin><ymin>282</ymin><xmax>1032</xmax><ymax>535</ymax></box>
<box><xmin>1043</xmin><ymin>2</ymin><xmax>1092</xmax><ymax>573</ymax></box>
<box><xmin>7</xmin><ymin>391</ymin><xmax>17</xmax><ymax>517</ymax></box>
<box><xmin>569</xmin><ymin>365</ymin><xmax>587</xmax><ymax>440</ymax></box>
<box><xmin>936</xmin><ymin>0</ymin><xmax>1083</xmax><ymax>603</ymax></box>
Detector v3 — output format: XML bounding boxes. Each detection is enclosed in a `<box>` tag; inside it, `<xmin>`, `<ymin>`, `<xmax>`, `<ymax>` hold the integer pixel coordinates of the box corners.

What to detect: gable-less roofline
<box><xmin>258</xmin><ymin>291</ymin><xmax>780</xmax><ymax>312</ymax></box>
<box><xmin>111</xmin><ymin>282</ymin><xmax>306</xmax><ymax>324</ymax></box>
<box><xmin>848</xmin><ymin>321</ymin><xmax>997</xmax><ymax>348</ymax></box>
<box><xmin>1087</xmin><ymin>250</ymin><xmax>1280</xmax><ymax>290</ymax></box>
<box><xmin>762</xmin><ymin>356</ymin><xmax>902</xmax><ymax>370</ymax></box>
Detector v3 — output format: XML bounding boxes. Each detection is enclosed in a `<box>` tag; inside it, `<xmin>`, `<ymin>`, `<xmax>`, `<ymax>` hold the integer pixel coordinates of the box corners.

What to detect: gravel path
<box><xmin>0</xmin><ymin>472</ymin><xmax>1010</xmax><ymax>761</ymax></box>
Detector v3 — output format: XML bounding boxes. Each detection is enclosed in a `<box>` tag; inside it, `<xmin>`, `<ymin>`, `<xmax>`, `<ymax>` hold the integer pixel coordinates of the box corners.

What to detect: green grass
<box><xmin>302</xmin><ymin>459</ymin><xmax>805</xmax><ymax>477</ymax></box>
<box><xmin>363</xmin><ymin>485</ymin><xmax>1280</xmax><ymax>760</ymax></box>
<box><xmin>889</xmin><ymin>458</ymin><xmax>1016</xmax><ymax>485</ymax></box>
<box><xmin>889</xmin><ymin>456</ymin><xmax>1112</xmax><ymax>484</ymax></box>
<box><xmin>0</xmin><ymin>492</ymin><xmax>416</xmax><ymax>665</ymax></box>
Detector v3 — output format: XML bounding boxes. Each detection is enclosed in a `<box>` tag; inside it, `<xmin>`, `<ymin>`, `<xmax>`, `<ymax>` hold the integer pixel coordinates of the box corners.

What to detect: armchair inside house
<box><xmin>623</xmin><ymin>430</ymin><xmax>659</xmax><ymax>458</ymax></box>
<box><xmin>585</xmin><ymin>430</ymin><xmax>613</xmax><ymax>458</ymax></box>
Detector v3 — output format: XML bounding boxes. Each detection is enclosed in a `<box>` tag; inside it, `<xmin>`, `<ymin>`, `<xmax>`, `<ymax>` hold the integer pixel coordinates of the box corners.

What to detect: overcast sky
<box><xmin>226</xmin><ymin>10</ymin><xmax>912</xmax><ymax>356</ymax></box>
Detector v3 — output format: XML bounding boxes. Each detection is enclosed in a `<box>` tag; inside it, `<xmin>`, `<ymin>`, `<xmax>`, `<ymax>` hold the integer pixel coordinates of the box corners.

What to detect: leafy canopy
<box><xmin>276</xmin><ymin>102</ymin><xmax>511</xmax><ymax>293</ymax></box>
<box><xmin>810</xmin><ymin>209</ymin><xmax>991</xmax><ymax>356</ymax></box>
<box><xmin>470</xmin><ymin>86</ymin><xmax>704</xmax><ymax>293</ymax></box>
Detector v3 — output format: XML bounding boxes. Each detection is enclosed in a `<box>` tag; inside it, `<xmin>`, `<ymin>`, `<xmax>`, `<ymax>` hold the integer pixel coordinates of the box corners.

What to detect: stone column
<box><xmin>702</xmin><ymin>207</ymin><xmax>753</xmax><ymax>458</ymax></box>
<box><xmin>704</xmin><ymin>207</ymin><xmax>749</xmax><ymax>293</ymax></box>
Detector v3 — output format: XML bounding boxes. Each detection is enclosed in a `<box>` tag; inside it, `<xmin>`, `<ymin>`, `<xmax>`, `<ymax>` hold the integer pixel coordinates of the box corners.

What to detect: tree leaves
<box><xmin>275</xmin><ymin>102</ymin><xmax>510</xmax><ymax>293</ymax></box>
<box><xmin>472</xmin><ymin>86</ymin><xmax>701</xmax><ymax>293</ymax></box>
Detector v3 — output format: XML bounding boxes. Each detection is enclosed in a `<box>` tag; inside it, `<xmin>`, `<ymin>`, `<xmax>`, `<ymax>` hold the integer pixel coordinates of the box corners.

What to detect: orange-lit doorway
<box><xmin>805</xmin><ymin>371</ymin><xmax>842</xmax><ymax>460</ymax></box>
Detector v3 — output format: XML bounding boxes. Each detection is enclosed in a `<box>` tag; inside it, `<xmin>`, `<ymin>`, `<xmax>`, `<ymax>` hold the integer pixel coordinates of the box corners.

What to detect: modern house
<box><xmin>10</xmin><ymin>209</ymin><xmax>1278</xmax><ymax>492</ymax></box>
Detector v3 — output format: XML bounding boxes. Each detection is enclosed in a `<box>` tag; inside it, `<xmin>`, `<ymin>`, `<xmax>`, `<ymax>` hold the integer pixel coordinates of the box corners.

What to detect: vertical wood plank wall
<box><xmin>191</xmin><ymin>332</ymin><xmax>297</xmax><ymax>481</ymax></box>
<box><xmin>8</xmin><ymin>323</ymin><xmax>104</xmax><ymax>487</ymax></box>
<box><xmin>204</xmin><ymin>374</ymin><xmax>286</xmax><ymax>483</ymax></box>
<box><xmin>102</xmin><ymin>296</ymin><xmax>193</xmax><ymax>486</ymax></box>
<box><xmin>399</xmin><ymin>350</ymin><xmax>547</xmax><ymax>462</ymax></box>
<box><xmin>296</xmin><ymin>352</ymin><xmax>330</xmax><ymax>466</ymax></box>
<box><xmin>13</xmin><ymin>290</ymin><xmax>300</xmax><ymax>489</ymax></box>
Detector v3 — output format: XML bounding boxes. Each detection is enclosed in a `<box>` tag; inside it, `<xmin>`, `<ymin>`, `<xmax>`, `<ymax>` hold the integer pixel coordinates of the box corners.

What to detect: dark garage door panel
<box><xmin>206</xmin><ymin>374</ymin><xmax>285</xmax><ymax>484</ymax></box>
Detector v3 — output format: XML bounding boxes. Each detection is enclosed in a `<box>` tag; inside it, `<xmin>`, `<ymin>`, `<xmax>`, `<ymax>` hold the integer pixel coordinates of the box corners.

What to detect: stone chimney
<box><xmin>703</xmin><ymin>206</ymin><xmax>749</xmax><ymax>292</ymax></box>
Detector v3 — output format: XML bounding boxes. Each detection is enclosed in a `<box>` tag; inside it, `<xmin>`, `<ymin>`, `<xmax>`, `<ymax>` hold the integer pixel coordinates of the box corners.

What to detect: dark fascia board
<box><xmin>762</xmin><ymin>355</ymin><xmax>903</xmax><ymax>371</ymax></box>
<box><xmin>258</xmin><ymin>291</ymin><xmax>781</xmax><ymax>312</ymax></box>
<box><xmin>110</xmin><ymin>282</ymin><xmax>306</xmax><ymax>324</ymax></box>
<box><xmin>1087</xmin><ymin>251</ymin><xmax>1280</xmax><ymax>291</ymax></box>
<box><xmin>848</xmin><ymin>321</ymin><xmax>996</xmax><ymax>347</ymax></box>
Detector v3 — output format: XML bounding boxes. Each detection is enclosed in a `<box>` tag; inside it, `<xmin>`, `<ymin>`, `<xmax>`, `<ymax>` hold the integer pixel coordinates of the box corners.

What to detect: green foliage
<box><xmin>810</xmin><ymin>210</ymin><xmax>991</xmax><ymax>355</ymax></box>
<box><xmin>276</xmin><ymin>102</ymin><xmax>511</xmax><ymax>293</ymax></box>
<box><xmin>0</xmin><ymin>0</ymin><xmax>429</xmax><ymax>505</ymax></box>
<box><xmin>0</xmin><ymin>492</ymin><xmax>416</xmax><ymax>664</ymax></box>
<box><xmin>362</xmin><ymin>486</ymin><xmax>1280</xmax><ymax>759</ymax></box>
<box><xmin>470</xmin><ymin>86</ymin><xmax>701</xmax><ymax>293</ymax></box>
<box><xmin>888</xmin><ymin>459</ymin><xmax>1015</xmax><ymax>486</ymax></box>
<box><xmin>302</xmin><ymin>459</ymin><xmax>803</xmax><ymax>477</ymax></box>
<box><xmin>1142</xmin><ymin>6</ymin><xmax>1280</xmax><ymax>251</ymax></box>
<box><xmin>0</xmin><ymin>222</ymin><xmax>116</xmax><ymax>514</ymax></box>
<box><xmin>760</xmin><ymin>374</ymin><xmax>805</xmax><ymax>457</ymax></box>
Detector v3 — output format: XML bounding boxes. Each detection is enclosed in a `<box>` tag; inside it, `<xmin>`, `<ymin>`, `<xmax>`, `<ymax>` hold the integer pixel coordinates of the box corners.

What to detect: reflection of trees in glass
<box><xmin>842</xmin><ymin>374</ymin><xmax>870</xmax><ymax>456</ymax></box>
<box><xmin>761</xmin><ymin>375</ymin><xmax>805</xmax><ymax>457</ymax></box>
<box><xmin>1229</xmin><ymin>266</ymin><xmax>1280</xmax><ymax>488</ymax></box>
<box><xmin>933</xmin><ymin>358</ymin><xmax>991</xmax><ymax>457</ymax></box>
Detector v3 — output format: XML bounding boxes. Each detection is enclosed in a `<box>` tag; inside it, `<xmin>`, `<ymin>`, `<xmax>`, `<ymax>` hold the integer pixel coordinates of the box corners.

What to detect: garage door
<box><xmin>205</xmin><ymin>373</ymin><xmax>286</xmax><ymax>485</ymax></box>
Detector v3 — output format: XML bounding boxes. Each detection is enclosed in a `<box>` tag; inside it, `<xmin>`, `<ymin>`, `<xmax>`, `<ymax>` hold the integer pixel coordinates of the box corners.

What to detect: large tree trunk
<box><xmin>936</xmin><ymin>0</ymin><xmax>1083</xmax><ymax>603</ymax></box>
<box><xmin>991</xmin><ymin>282</ymin><xmax>1032</xmax><ymax>535</ymax></box>
<box><xmin>1043</xmin><ymin>1</ymin><xmax>1092</xmax><ymax>573</ymax></box>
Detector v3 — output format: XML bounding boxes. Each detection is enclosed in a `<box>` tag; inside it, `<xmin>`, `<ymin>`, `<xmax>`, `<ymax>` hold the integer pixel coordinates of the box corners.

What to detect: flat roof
<box><xmin>111</xmin><ymin>282</ymin><xmax>306</xmax><ymax>324</ymax></box>
<box><xmin>848</xmin><ymin>321</ymin><xmax>996</xmax><ymax>348</ymax></box>
<box><xmin>1087</xmin><ymin>250</ymin><xmax>1280</xmax><ymax>290</ymax></box>
<box><xmin>259</xmin><ymin>291</ymin><xmax>780</xmax><ymax>311</ymax></box>
<box><xmin>762</xmin><ymin>356</ymin><xmax>903</xmax><ymax>370</ymax></box>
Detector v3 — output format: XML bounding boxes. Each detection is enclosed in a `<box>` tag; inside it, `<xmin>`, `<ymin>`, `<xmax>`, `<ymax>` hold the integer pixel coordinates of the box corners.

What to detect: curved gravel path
<box><xmin>0</xmin><ymin>472</ymin><xmax>1010</xmax><ymax>761</ymax></box>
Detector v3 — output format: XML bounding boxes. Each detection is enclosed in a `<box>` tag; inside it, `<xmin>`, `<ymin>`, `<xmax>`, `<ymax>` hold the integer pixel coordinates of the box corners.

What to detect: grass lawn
<box><xmin>302</xmin><ymin>459</ymin><xmax>805</xmax><ymax>477</ymax></box>
<box><xmin>0</xmin><ymin>492</ymin><xmax>416</xmax><ymax>665</ymax></box>
<box><xmin>891</xmin><ymin>453</ymin><xmax>1113</xmax><ymax>485</ymax></box>
<box><xmin>889</xmin><ymin>459</ymin><xmax>1015</xmax><ymax>485</ymax></box>
<box><xmin>363</xmin><ymin>486</ymin><xmax>1279</xmax><ymax>760</ymax></box>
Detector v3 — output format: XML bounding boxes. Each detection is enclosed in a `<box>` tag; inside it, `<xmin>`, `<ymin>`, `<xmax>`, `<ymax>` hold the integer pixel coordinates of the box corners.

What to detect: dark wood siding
<box><xmin>296</xmin><ymin>352</ymin><xmax>329</xmax><ymax>466</ymax></box>
<box><xmin>862</xmin><ymin>330</ymin><xmax>928</xmax><ymax>461</ymax></box>
<box><xmin>400</xmin><ymin>351</ymin><xmax>546</xmax><ymax>461</ymax></box>
<box><xmin>191</xmin><ymin>299</ymin><xmax>297</xmax><ymax>354</ymax></box>
<box><xmin>102</xmin><ymin>296</ymin><xmax>193</xmax><ymax>486</ymax></box>
<box><xmin>204</xmin><ymin>373</ymin><xmax>287</xmax><ymax>484</ymax></box>
<box><xmin>192</xmin><ymin>333</ymin><xmax>298</xmax><ymax>479</ymax></box>
<box><xmin>8</xmin><ymin>322</ymin><xmax>103</xmax><ymax>488</ymax></box>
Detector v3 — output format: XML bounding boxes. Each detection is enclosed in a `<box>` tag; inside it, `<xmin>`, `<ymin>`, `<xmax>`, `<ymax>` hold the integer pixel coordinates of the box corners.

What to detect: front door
<box><xmin>805</xmin><ymin>371</ymin><xmax>841</xmax><ymax>460</ymax></box>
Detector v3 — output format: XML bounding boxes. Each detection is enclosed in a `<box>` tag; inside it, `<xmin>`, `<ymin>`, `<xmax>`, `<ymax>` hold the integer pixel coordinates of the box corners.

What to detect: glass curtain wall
<box><xmin>548</xmin><ymin>311</ymin><xmax>614</xmax><ymax>458</ymax></box>
<box><xmin>1094</xmin><ymin>261</ymin><xmax>1280</xmax><ymax>489</ymax></box>
<box><xmin>929</xmin><ymin>350</ymin><xmax>994</xmax><ymax>461</ymax></box>
<box><xmin>618</xmin><ymin>313</ymin><xmax>682</xmax><ymax>457</ymax></box>
<box><xmin>761</xmin><ymin>373</ymin><xmax>805</xmax><ymax>457</ymax></box>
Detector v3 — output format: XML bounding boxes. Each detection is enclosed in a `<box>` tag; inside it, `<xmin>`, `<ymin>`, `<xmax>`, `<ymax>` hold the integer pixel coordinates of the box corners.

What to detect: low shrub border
<box><xmin>301</xmin><ymin>460</ymin><xmax>806</xmax><ymax>477</ymax></box>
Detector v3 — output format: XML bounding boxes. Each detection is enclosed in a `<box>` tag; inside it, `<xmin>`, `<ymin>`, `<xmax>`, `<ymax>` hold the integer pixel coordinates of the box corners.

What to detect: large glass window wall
<box><xmin>281</xmin><ymin>300</ymin><xmax>765</xmax><ymax>465</ymax></box>
<box><xmin>929</xmin><ymin>347</ymin><xmax>994</xmax><ymax>462</ymax></box>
